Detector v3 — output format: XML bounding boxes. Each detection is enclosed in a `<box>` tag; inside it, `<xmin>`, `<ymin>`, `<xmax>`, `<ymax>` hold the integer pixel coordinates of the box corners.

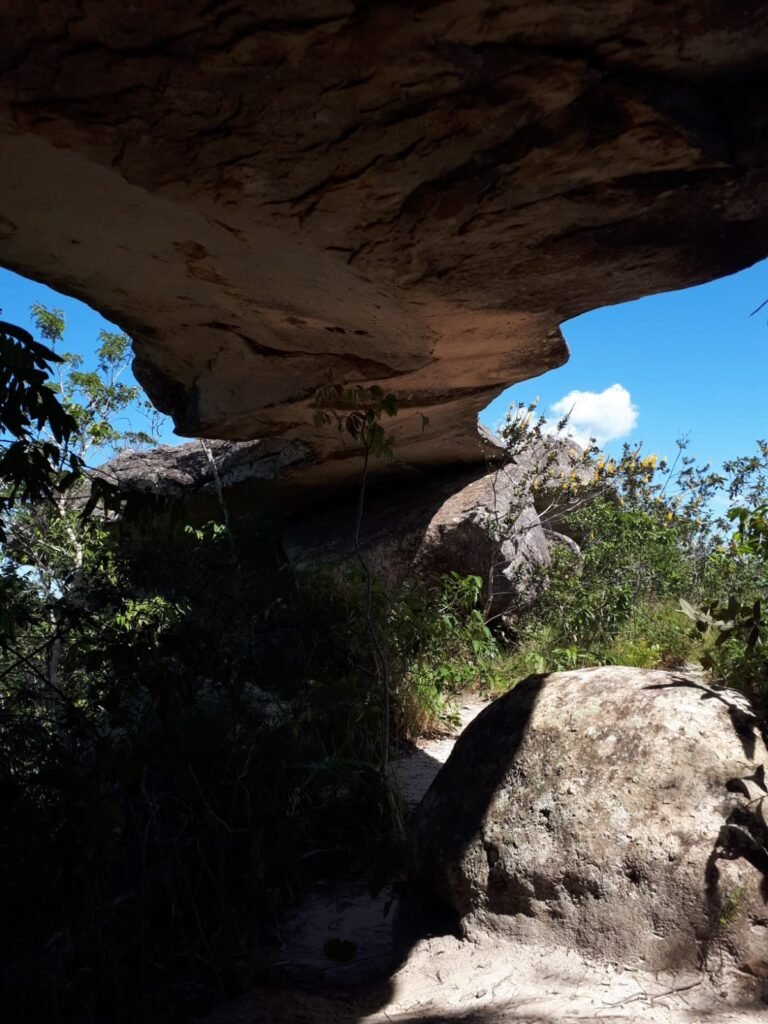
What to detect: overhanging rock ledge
<box><xmin>2</xmin><ymin>2</ymin><xmax>768</xmax><ymax>488</ymax></box>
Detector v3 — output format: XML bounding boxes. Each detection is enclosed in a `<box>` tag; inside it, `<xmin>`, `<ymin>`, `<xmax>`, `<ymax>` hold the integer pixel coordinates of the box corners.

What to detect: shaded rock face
<box><xmin>101</xmin><ymin>438</ymin><xmax>314</xmax><ymax>499</ymax></box>
<box><xmin>3</xmin><ymin>4</ymin><xmax>768</xmax><ymax>488</ymax></box>
<box><xmin>411</xmin><ymin>439</ymin><xmax>592</xmax><ymax>612</ymax></box>
<box><xmin>412</xmin><ymin>468</ymin><xmax>552</xmax><ymax>617</ymax></box>
<box><xmin>107</xmin><ymin>431</ymin><xmax>583</xmax><ymax>612</ymax></box>
<box><xmin>286</xmin><ymin>460</ymin><xmax>583</xmax><ymax>614</ymax></box>
<box><xmin>412</xmin><ymin>667</ymin><xmax>768</xmax><ymax>972</ymax></box>
<box><xmin>283</xmin><ymin>465</ymin><xmax>493</xmax><ymax>584</ymax></box>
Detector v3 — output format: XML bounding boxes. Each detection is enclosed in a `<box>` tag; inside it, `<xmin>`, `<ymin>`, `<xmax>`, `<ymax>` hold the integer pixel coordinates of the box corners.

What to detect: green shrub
<box><xmin>683</xmin><ymin>501</ymin><xmax>768</xmax><ymax>712</ymax></box>
<box><xmin>700</xmin><ymin>632</ymin><xmax>768</xmax><ymax>708</ymax></box>
<box><xmin>0</xmin><ymin>522</ymin><xmax>504</xmax><ymax>1023</ymax></box>
<box><xmin>0</xmin><ymin>518</ymin><xmax>388</xmax><ymax>1022</ymax></box>
<box><xmin>388</xmin><ymin>572</ymin><xmax>499</xmax><ymax>736</ymax></box>
<box><xmin>287</xmin><ymin>567</ymin><xmax>500</xmax><ymax>739</ymax></box>
<box><xmin>607</xmin><ymin>601</ymin><xmax>699</xmax><ymax>669</ymax></box>
<box><xmin>535</xmin><ymin>499</ymin><xmax>699</xmax><ymax>651</ymax></box>
<box><xmin>496</xmin><ymin>599</ymin><xmax>699</xmax><ymax>679</ymax></box>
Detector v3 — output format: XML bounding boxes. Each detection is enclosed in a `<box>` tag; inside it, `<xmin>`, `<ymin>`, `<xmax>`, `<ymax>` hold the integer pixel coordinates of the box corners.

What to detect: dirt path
<box><xmin>260</xmin><ymin>697</ymin><xmax>492</xmax><ymax>989</ymax></box>
<box><xmin>210</xmin><ymin>931</ymin><xmax>767</xmax><ymax>1023</ymax></box>
<box><xmin>392</xmin><ymin>695</ymin><xmax>490</xmax><ymax>809</ymax></box>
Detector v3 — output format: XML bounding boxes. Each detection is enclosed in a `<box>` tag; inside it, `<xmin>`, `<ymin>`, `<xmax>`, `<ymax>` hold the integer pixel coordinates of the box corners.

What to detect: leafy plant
<box><xmin>719</xmin><ymin>885</ymin><xmax>746</xmax><ymax>929</ymax></box>
<box><xmin>0</xmin><ymin>315</ymin><xmax>79</xmax><ymax>536</ymax></box>
<box><xmin>681</xmin><ymin>497</ymin><xmax>768</xmax><ymax>708</ymax></box>
<box><xmin>313</xmin><ymin>381</ymin><xmax>401</xmax><ymax>462</ymax></box>
<box><xmin>388</xmin><ymin>571</ymin><xmax>499</xmax><ymax>737</ymax></box>
<box><xmin>1</xmin><ymin>306</ymin><xmax>168</xmax><ymax>743</ymax></box>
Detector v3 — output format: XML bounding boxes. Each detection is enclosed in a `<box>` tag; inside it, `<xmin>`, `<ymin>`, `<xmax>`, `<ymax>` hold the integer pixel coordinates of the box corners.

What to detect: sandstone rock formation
<box><xmin>411</xmin><ymin>468</ymin><xmax>552</xmax><ymax>616</ymax></box>
<box><xmin>286</xmin><ymin>463</ymin><xmax>557</xmax><ymax>614</ymax></box>
<box><xmin>100</xmin><ymin>437</ymin><xmax>314</xmax><ymax>499</ymax></box>
<box><xmin>104</xmin><ymin>430</ymin><xmax>586</xmax><ymax>611</ymax></box>
<box><xmin>410</xmin><ymin>437</ymin><xmax>594</xmax><ymax>613</ymax></box>
<box><xmin>2</xmin><ymin>3</ymin><xmax>768</xmax><ymax>488</ymax></box>
<box><xmin>411</xmin><ymin>667</ymin><xmax>768</xmax><ymax>972</ymax></box>
<box><xmin>285</xmin><ymin>448</ymin><xmax>587</xmax><ymax>616</ymax></box>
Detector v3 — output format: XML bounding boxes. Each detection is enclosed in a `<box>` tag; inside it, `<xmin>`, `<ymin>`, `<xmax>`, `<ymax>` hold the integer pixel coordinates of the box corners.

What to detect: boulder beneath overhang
<box><xmin>2</xmin><ymin>3</ymin><xmax>768</xmax><ymax>489</ymax></box>
<box><xmin>103</xmin><ymin>430</ymin><xmax>589</xmax><ymax>613</ymax></box>
<box><xmin>284</xmin><ymin>462</ymin><xmax>555</xmax><ymax>614</ymax></box>
<box><xmin>411</xmin><ymin>666</ymin><xmax>768</xmax><ymax>972</ymax></box>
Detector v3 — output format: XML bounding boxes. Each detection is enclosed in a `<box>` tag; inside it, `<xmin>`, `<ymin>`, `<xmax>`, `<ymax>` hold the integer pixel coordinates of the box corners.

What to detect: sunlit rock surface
<box><xmin>2</xmin><ymin>3</ymin><xmax>768</xmax><ymax>489</ymax></box>
<box><xmin>412</xmin><ymin>666</ymin><xmax>768</xmax><ymax>971</ymax></box>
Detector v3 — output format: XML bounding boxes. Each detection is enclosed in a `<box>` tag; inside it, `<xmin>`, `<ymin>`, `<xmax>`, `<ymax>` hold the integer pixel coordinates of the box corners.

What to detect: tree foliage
<box><xmin>0</xmin><ymin>315</ymin><xmax>79</xmax><ymax>535</ymax></box>
<box><xmin>494</xmin><ymin>401</ymin><xmax>767</xmax><ymax>695</ymax></box>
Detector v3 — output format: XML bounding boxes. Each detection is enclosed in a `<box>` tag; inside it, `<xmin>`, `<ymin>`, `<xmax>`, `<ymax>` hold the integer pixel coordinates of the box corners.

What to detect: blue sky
<box><xmin>2</xmin><ymin>258</ymin><xmax>768</xmax><ymax>474</ymax></box>
<box><xmin>0</xmin><ymin>268</ymin><xmax>175</xmax><ymax>449</ymax></box>
<box><xmin>482</xmin><ymin>258</ymin><xmax>768</xmax><ymax>475</ymax></box>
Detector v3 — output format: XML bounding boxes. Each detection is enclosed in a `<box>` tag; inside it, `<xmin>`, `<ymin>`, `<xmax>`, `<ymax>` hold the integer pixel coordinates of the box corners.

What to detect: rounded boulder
<box><xmin>411</xmin><ymin>667</ymin><xmax>768</xmax><ymax>971</ymax></box>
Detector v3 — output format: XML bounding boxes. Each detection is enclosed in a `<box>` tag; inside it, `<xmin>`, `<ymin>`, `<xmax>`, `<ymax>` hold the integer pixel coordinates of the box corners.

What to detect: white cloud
<box><xmin>548</xmin><ymin>383</ymin><xmax>638</xmax><ymax>447</ymax></box>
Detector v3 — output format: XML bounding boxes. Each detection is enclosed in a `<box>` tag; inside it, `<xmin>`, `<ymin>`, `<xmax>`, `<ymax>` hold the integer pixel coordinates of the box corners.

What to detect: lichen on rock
<box><xmin>411</xmin><ymin>666</ymin><xmax>768</xmax><ymax>972</ymax></box>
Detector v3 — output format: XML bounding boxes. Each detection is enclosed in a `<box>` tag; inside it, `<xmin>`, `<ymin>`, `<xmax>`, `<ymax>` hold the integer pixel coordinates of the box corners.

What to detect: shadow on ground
<box><xmin>205</xmin><ymin>683</ymin><xmax>545</xmax><ymax>1023</ymax></box>
<box><xmin>205</xmin><ymin>674</ymin><xmax>768</xmax><ymax>1024</ymax></box>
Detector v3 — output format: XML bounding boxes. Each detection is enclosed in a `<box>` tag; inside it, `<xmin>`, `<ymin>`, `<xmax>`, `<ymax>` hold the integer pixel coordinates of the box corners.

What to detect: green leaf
<box><xmin>381</xmin><ymin>393</ymin><xmax>398</xmax><ymax>418</ymax></box>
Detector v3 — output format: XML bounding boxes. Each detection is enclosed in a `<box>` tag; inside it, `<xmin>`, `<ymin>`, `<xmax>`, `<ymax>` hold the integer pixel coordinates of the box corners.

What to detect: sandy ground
<box><xmin>391</xmin><ymin>696</ymin><xmax>491</xmax><ymax>808</ymax></box>
<box><xmin>260</xmin><ymin>698</ymin><xmax>490</xmax><ymax>988</ymax></box>
<box><xmin>365</xmin><ymin>932</ymin><xmax>768</xmax><ymax>1023</ymax></box>
<box><xmin>207</xmin><ymin>691</ymin><xmax>768</xmax><ymax>1023</ymax></box>
<box><xmin>209</xmin><ymin>930</ymin><xmax>767</xmax><ymax>1023</ymax></box>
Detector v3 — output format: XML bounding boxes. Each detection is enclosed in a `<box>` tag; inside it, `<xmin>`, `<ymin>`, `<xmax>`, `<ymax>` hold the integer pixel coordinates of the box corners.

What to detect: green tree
<box><xmin>683</xmin><ymin>496</ymin><xmax>768</xmax><ymax>710</ymax></box>
<box><xmin>0</xmin><ymin>313</ymin><xmax>78</xmax><ymax>537</ymax></box>
<box><xmin>496</xmin><ymin>405</ymin><xmax>723</xmax><ymax>672</ymax></box>
<box><xmin>1</xmin><ymin>304</ymin><xmax>166</xmax><ymax>739</ymax></box>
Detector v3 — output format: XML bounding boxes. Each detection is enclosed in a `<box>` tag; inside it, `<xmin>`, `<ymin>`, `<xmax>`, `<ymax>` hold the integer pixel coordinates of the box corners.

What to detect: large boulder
<box><xmin>412</xmin><ymin>466</ymin><xmax>552</xmax><ymax>617</ymax></box>
<box><xmin>409</xmin><ymin>435</ymin><xmax>592</xmax><ymax>612</ymax></box>
<box><xmin>285</xmin><ymin>447</ymin><xmax>588</xmax><ymax>613</ymax></box>
<box><xmin>412</xmin><ymin>667</ymin><xmax>768</xmax><ymax>972</ymax></box>
<box><xmin>283</xmin><ymin>465</ymin><xmax>496</xmax><ymax>585</ymax></box>
<box><xmin>285</xmin><ymin>461</ymin><xmax>555</xmax><ymax>603</ymax></box>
